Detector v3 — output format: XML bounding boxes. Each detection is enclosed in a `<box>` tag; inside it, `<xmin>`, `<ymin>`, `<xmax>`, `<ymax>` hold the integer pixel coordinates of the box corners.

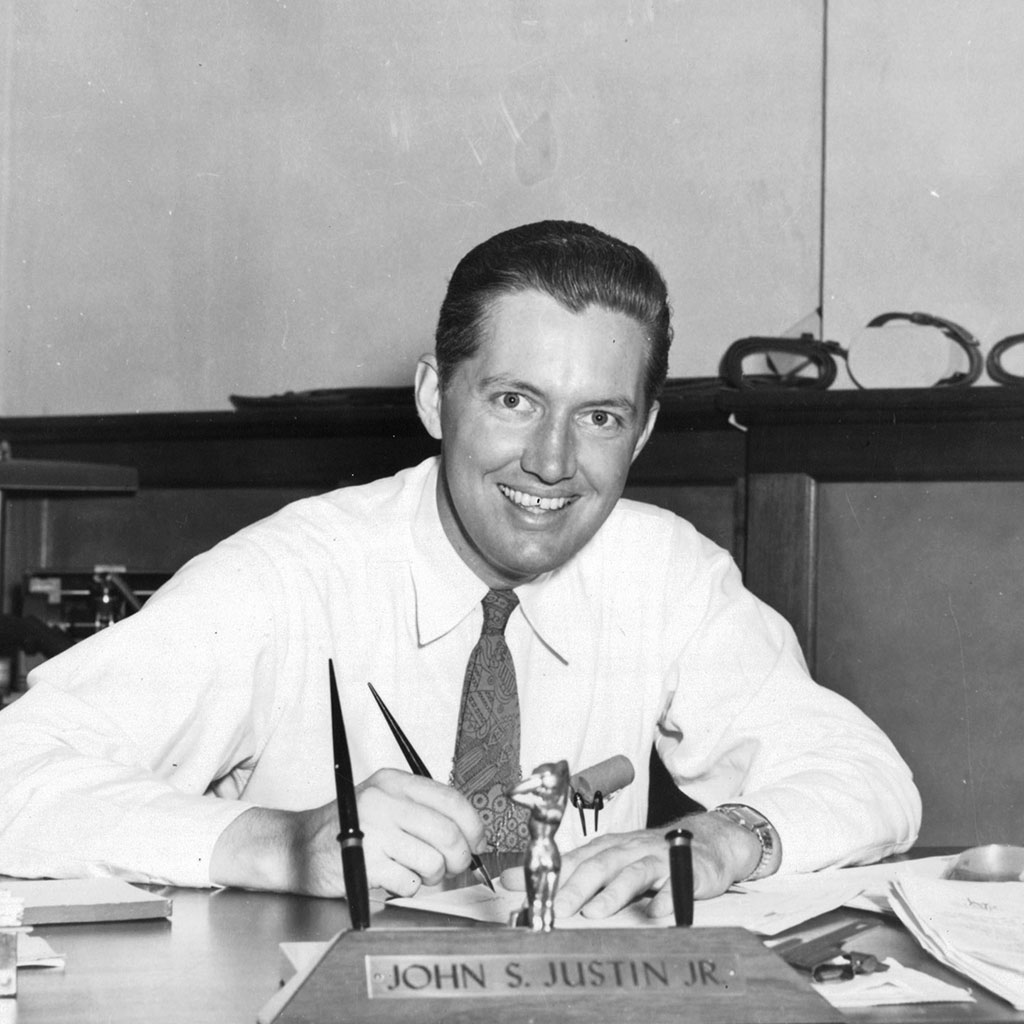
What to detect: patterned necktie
<box><xmin>451</xmin><ymin>589</ymin><xmax>530</xmax><ymax>851</ymax></box>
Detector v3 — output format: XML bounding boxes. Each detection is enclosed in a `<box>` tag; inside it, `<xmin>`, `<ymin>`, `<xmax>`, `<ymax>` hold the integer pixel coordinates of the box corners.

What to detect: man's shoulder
<box><xmin>604</xmin><ymin>495</ymin><xmax>701</xmax><ymax>542</ymax></box>
<box><xmin>315</xmin><ymin>458</ymin><xmax>434</xmax><ymax>516</ymax></box>
<box><xmin>586</xmin><ymin>495</ymin><xmax>732</xmax><ymax>572</ymax></box>
<box><xmin>196</xmin><ymin>458</ymin><xmax>435</xmax><ymax>572</ymax></box>
<box><xmin>259</xmin><ymin>458</ymin><xmax>434</xmax><ymax>530</ymax></box>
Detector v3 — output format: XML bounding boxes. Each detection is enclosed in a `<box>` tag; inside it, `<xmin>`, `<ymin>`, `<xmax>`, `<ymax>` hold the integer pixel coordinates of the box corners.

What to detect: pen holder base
<box><xmin>269</xmin><ymin>926</ymin><xmax>840</xmax><ymax>1023</ymax></box>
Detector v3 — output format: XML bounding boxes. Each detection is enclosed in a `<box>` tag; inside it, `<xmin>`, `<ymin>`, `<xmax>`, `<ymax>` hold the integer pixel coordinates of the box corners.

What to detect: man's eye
<box><xmin>586</xmin><ymin>410</ymin><xmax>619</xmax><ymax>429</ymax></box>
<box><xmin>501</xmin><ymin>393</ymin><xmax>522</xmax><ymax>409</ymax></box>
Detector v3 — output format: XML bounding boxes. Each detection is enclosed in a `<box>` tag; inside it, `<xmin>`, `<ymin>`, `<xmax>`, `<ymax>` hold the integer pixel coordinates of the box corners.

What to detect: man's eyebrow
<box><xmin>477</xmin><ymin>373</ymin><xmax>537</xmax><ymax>394</ymax></box>
<box><xmin>589</xmin><ymin>394</ymin><xmax>639</xmax><ymax>416</ymax></box>
<box><xmin>477</xmin><ymin>374</ymin><xmax>639</xmax><ymax>417</ymax></box>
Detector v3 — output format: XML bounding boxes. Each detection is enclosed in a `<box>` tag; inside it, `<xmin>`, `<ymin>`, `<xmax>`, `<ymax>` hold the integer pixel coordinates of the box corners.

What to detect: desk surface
<box><xmin>9</xmin><ymin>870</ymin><xmax>1024</xmax><ymax>1024</ymax></box>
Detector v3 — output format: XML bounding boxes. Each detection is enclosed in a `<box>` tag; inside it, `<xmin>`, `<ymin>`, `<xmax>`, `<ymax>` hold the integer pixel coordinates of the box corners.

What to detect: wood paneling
<box><xmin>729</xmin><ymin>387</ymin><xmax>1024</xmax><ymax>847</ymax></box>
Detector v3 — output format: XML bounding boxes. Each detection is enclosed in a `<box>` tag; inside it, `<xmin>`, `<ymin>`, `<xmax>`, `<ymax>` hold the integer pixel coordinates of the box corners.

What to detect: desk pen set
<box><xmin>266</xmin><ymin>662</ymin><xmax>840</xmax><ymax>1023</ymax></box>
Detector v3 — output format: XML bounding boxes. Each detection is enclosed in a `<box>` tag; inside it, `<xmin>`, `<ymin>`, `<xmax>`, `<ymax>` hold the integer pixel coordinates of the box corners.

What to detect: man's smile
<box><xmin>498</xmin><ymin>483</ymin><xmax>576</xmax><ymax>513</ymax></box>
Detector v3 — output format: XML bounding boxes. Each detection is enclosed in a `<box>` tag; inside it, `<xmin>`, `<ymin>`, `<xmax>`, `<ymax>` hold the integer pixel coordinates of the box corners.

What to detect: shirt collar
<box><xmin>409</xmin><ymin>459</ymin><xmax>580</xmax><ymax>663</ymax></box>
<box><xmin>409</xmin><ymin>460</ymin><xmax>488</xmax><ymax>645</ymax></box>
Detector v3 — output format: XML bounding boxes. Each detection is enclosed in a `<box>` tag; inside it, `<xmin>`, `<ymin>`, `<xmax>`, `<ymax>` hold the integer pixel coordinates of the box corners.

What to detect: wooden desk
<box><xmin>11</xmin><ymin>885</ymin><xmax>493</xmax><ymax>1024</ymax></box>
<box><xmin>9</xmin><ymin>872</ymin><xmax>1024</xmax><ymax>1024</ymax></box>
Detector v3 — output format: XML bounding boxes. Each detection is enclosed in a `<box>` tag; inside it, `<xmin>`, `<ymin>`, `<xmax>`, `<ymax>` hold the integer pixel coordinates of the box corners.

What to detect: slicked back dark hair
<box><xmin>434</xmin><ymin>220</ymin><xmax>672</xmax><ymax>410</ymax></box>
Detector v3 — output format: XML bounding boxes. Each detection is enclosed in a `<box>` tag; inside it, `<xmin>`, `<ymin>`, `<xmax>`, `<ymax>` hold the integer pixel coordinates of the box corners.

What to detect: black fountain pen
<box><xmin>368</xmin><ymin>682</ymin><xmax>496</xmax><ymax>893</ymax></box>
<box><xmin>328</xmin><ymin>658</ymin><xmax>371</xmax><ymax>930</ymax></box>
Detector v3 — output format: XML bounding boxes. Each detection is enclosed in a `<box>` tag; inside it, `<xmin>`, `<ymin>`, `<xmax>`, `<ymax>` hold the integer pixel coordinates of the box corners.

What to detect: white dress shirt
<box><xmin>0</xmin><ymin>457</ymin><xmax>921</xmax><ymax>886</ymax></box>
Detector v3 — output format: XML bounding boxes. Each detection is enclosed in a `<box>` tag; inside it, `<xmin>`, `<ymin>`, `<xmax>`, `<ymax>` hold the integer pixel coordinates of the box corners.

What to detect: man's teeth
<box><xmin>499</xmin><ymin>485</ymin><xmax>570</xmax><ymax>511</ymax></box>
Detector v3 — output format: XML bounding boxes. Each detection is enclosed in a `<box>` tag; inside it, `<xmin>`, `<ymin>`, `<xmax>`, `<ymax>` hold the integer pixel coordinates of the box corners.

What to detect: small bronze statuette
<box><xmin>507</xmin><ymin>759</ymin><xmax>569</xmax><ymax>932</ymax></box>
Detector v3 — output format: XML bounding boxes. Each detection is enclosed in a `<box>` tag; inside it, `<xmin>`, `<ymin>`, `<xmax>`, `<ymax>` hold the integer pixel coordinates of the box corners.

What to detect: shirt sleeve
<box><xmin>0</xmin><ymin>540</ymin><xmax>286</xmax><ymax>888</ymax></box>
<box><xmin>656</xmin><ymin>533</ymin><xmax>922</xmax><ymax>873</ymax></box>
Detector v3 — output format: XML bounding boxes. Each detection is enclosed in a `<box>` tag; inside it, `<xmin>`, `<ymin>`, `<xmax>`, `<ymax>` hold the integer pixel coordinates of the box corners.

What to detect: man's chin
<box><xmin>492</xmin><ymin>546</ymin><xmax>577</xmax><ymax>584</ymax></box>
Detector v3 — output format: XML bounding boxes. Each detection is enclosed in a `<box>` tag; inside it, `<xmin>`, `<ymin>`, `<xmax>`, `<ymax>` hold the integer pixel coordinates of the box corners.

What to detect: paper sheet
<box><xmin>17</xmin><ymin>932</ymin><xmax>64</xmax><ymax>969</ymax></box>
<box><xmin>822</xmin><ymin>855</ymin><xmax>956</xmax><ymax>913</ymax></box>
<box><xmin>389</xmin><ymin>871</ymin><xmax>866</xmax><ymax>936</ymax></box>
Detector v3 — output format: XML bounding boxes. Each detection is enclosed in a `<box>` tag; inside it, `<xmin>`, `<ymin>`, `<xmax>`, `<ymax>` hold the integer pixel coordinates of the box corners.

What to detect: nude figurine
<box><xmin>507</xmin><ymin>759</ymin><xmax>570</xmax><ymax>932</ymax></box>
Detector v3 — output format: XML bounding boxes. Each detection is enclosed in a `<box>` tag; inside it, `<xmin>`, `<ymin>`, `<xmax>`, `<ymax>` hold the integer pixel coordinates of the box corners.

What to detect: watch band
<box><xmin>712</xmin><ymin>803</ymin><xmax>782</xmax><ymax>881</ymax></box>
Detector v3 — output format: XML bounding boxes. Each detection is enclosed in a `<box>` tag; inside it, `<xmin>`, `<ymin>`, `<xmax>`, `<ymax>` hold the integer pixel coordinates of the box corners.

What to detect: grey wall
<box><xmin>0</xmin><ymin>0</ymin><xmax>822</xmax><ymax>414</ymax></box>
<box><xmin>825</xmin><ymin>0</ymin><xmax>1024</xmax><ymax>386</ymax></box>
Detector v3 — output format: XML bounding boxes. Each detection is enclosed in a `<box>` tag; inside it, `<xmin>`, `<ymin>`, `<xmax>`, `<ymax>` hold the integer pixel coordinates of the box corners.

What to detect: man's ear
<box><xmin>630</xmin><ymin>400</ymin><xmax>660</xmax><ymax>464</ymax></box>
<box><xmin>414</xmin><ymin>354</ymin><xmax>443</xmax><ymax>440</ymax></box>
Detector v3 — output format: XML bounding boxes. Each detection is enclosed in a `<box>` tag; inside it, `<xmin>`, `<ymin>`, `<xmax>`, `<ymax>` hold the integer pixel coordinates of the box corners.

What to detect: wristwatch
<box><xmin>711</xmin><ymin>803</ymin><xmax>782</xmax><ymax>881</ymax></box>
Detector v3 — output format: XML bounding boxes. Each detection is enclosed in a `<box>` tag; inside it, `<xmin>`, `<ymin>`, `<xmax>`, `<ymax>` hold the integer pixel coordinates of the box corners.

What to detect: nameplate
<box><xmin>366</xmin><ymin>952</ymin><xmax>742</xmax><ymax>999</ymax></box>
<box><xmin>271</xmin><ymin>927</ymin><xmax>842</xmax><ymax>1023</ymax></box>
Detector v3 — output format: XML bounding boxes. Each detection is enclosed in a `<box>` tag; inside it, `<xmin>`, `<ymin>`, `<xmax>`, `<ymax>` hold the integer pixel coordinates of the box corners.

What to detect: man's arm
<box><xmin>653</xmin><ymin>536</ymin><xmax>920</xmax><ymax>880</ymax></box>
<box><xmin>501</xmin><ymin>524</ymin><xmax>920</xmax><ymax>919</ymax></box>
<box><xmin>209</xmin><ymin>769</ymin><xmax>486</xmax><ymax>896</ymax></box>
<box><xmin>0</xmin><ymin>543</ymin><xmax>291</xmax><ymax>886</ymax></box>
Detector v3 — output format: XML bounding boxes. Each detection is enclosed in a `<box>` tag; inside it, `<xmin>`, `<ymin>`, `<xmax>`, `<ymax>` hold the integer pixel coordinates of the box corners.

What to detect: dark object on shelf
<box><xmin>229</xmin><ymin>386</ymin><xmax>414</xmax><ymax>410</ymax></box>
<box><xmin>720</xmin><ymin>333</ymin><xmax>845</xmax><ymax>390</ymax></box>
<box><xmin>720</xmin><ymin>312</ymin><xmax>983</xmax><ymax>392</ymax></box>
<box><xmin>986</xmin><ymin>332</ymin><xmax>1024</xmax><ymax>386</ymax></box>
<box><xmin>660</xmin><ymin>377</ymin><xmax>731</xmax><ymax>396</ymax></box>
<box><xmin>860</xmin><ymin>311</ymin><xmax>983</xmax><ymax>388</ymax></box>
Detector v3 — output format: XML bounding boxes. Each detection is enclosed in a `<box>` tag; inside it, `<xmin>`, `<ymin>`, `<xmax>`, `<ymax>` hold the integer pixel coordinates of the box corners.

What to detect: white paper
<box><xmin>16</xmin><ymin>932</ymin><xmax>64</xmax><ymax>969</ymax></box>
<box><xmin>814</xmin><ymin>855</ymin><xmax>956</xmax><ymax>913</ymax></box>
<box><xmin>389</xmin><ymin>872</ymin><xmax>865</xmax><ymax>936</ymax></box>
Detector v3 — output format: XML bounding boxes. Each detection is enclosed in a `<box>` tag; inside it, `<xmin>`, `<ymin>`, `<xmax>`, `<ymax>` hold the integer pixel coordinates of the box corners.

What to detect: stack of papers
<box><xmin>889</xmin><ymin>875</ymin><xmax>1024</xmax><ymax>1009</ymax></box>
<box><xmin>0</xmin><ymin>878</ymin><xmax>171</xmax><ymax>925</ymax></box>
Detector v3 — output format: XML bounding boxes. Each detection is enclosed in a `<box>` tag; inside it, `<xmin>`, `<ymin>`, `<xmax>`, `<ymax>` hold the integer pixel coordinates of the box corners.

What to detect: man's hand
<box><xmin>210</xmin><ymin>768</ymin><xmax>486</xmax><ymax>896</ymax></box>
<box><xmin>499</xmin><ymin>811</ymin><xmax>762</xmax><ymax>920</ymax></box>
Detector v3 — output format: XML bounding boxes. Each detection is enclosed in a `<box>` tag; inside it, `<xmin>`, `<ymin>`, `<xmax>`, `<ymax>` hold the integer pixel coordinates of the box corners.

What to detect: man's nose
<box><xmin>522</xmin><ymin>418</ymin><xmax>577</xmax><ymax>483</ymax></box>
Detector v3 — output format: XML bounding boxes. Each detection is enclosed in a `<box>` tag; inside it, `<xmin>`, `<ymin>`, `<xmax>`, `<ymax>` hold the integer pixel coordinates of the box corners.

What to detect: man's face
<box><xmin>418</xmin><ymin>289</ymin><xmax>659</xmax><ymax>589</ymax></box>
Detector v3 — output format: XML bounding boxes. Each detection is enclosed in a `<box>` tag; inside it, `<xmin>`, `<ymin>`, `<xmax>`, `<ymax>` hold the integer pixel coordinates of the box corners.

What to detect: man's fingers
<box><xmin>499</xmin><ymin>866</ymin><xmax>526</xmax><ymax>891</ymax></box>
<box><xmin>645</xmin><ymin>884</ymin><xmax>677</xmax><ymax>919</ymax></box>
<box><xmin>368</xmin><ymin>858</ymin><xmax>425</xmax><ymax>898</ymax></box>
<box><xmin>361</xmin><ymin>812</ymin><xmax>450</xmax><ymax>885</ymax></box>
<box><xmin>559</xmin><ymin>832</ymin><xmax>623</xmax><ymax>869</ymax></box>
<box><xmin>554</xmin><ymin>837</ymin><xmax>668</xmax><ymax>917</ymax></box>
<box><xmin>356</xmin><ymin>771</ymin><xmax>483</xmax><ymax>885</ymax></box>
<box><xmin>363</xmin><ymin>769</ymin><xmax>487</xmax><ymax>852</ymax></box>
<box><xmin>579</xmin><ymin>855</ymin><xmax>666</xmax><ymax>918</ymax></box>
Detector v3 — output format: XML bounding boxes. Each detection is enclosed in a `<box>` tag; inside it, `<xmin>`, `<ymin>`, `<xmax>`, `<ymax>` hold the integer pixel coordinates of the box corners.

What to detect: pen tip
<box><xmin>473</xmin><ymin>858</ymin><xmax>496</xmax><ymax>892</ymax></box>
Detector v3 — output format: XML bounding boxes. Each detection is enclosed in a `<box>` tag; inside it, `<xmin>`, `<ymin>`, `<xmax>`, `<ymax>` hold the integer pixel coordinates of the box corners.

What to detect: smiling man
<box><xmin>419</xmin><ymin>288</ymin><xmax>657</xmax><ymax>589</ymax></box>
<box><xmin>0</xmin><ymin>222</ymin><xmax>921</xmax><ymax>915</ymax></box>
